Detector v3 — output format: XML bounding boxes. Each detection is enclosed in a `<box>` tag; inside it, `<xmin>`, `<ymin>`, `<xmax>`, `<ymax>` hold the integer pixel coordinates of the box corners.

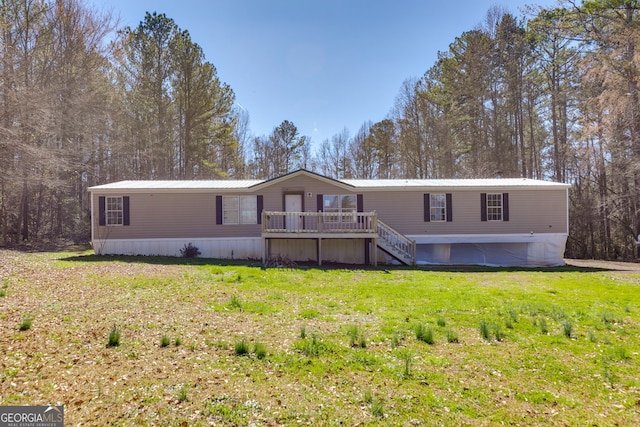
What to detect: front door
<box><xmin>285</xmin><ymin>194</ymin><xmax>303</xmax><ymax>231</ymax></box>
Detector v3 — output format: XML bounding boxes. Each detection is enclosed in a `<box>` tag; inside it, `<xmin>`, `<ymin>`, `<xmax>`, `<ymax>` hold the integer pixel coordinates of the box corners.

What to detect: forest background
<box><xmin>1</xmin><ymin>0</ymin><xmax>638</xmax><ymax>260</ymax></box>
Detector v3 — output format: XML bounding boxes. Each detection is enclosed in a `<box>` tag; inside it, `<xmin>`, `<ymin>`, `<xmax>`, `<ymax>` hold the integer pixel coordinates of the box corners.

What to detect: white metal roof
<box><xmin>89</xmin><ymin>174</ymin><xmax>569</xmax><ymax>191</ymax></box>
<box><xmin>89</xmin><ymin>180</ymin><xmax>264</xmax><ymax>190</ymax></box>
<box><xmin>341</xmin><ymin>178</ymin><xmax>570</xmax><ymax>188</ymax></box>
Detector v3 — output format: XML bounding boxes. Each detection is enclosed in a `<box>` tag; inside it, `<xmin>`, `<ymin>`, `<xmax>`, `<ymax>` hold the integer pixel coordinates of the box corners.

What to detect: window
<box><xmin>486</xmin><ymin>193</ymin><xmax>503</xmax><ymax>221</ymax></box>
<box><xmin>430</xmin><ymin>194</ymin><xmax>446</xmax><ymax>222</ymax></box>
<box><xmin>424</xmin><ymin>193</ymin><xmax>452</xmax><ymax>222</ymax></box>
<box><xmin>323</xmin><ymin>195</ymin><xmax>356</xmax><ymax>222</ymax></box>
<box><xmin>223</xmin><ymin>196</ymin><xmax>257</xmax><ymax>224</ymax></box>
<box><xmin>106</xmin><ymin>196</ymin><xmax>123</xmax><ymax>225</ymax></box>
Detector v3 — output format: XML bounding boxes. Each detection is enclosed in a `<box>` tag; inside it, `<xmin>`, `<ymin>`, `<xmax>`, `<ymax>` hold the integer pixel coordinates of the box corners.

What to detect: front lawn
<box><xmin>0</xmin><ymin>250</ymin><xmax>638</xmax><ymax>425</ymax></box>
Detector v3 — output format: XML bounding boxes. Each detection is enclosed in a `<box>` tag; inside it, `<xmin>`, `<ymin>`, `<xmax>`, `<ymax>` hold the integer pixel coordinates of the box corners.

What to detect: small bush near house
<box><xmin>180</xmin><ymin>243</ymin><xmax>201</xmax><ymax>258</ymax></box>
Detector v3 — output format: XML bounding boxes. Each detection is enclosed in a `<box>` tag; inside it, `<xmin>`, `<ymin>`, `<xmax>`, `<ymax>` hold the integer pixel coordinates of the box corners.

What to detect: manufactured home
<box><xmin>88</xmin><ymin>169</ymin><xmax>570</xmax><ymax>267</ymax></box>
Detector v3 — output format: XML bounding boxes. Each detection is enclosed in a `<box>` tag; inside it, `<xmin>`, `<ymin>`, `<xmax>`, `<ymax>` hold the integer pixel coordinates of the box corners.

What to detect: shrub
<box><xmin>436</xmin><ymin>317</ymin><xmax>446</xmax><ymax>327</ymax></box>
<box><xmin>179</xmin><ymin>243</ymin><xmax>201</xmax><ymax>258</ymax></box>
<box><xmin>174</xmin><ymin>336</ymin><xmax>182</xmax><ymax>347</ymax></box>
<box><xmin>299</xmin><ymin>325</ymin><xmax>307</xmax><ymax>339</ymax></box>
<box><xmin>107</xmin><ymin>326</ymin><xmax>121</xmax><ymax>347</ymax></box>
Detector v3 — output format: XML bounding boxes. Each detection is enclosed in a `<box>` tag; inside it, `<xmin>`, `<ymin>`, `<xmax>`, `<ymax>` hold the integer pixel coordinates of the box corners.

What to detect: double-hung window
<box><xmin>424</xmin><ymin>193</ymin><xmax>452</xmax><ymax>222</ymax></box>
<box><xmin>430</xmin><ymin>194</ymin><xmax>447</xmax><ymax>222</ymax></box>
<box><xmin>481</xmin><ymin>192</ymin><xmax>509</xmax><ymax>222</ymax></box>
<box><xmin>486</xmin><ymin>193</ymin><xmax>503</xmax><ymax>221</ymax></box>
<box><xmin>323</xmin><ymin>195</ymin><xmax>357</xmax><ymax>222</ymax></box>
<box><xmin>106</xmin><ymin>196</ymin><xmax>124</xmax><ymax>226</ymax></box>
<box><xmin>223</xmin><ymin>196</ymin><xmax>257</xmax><ymax>225</ymax></box>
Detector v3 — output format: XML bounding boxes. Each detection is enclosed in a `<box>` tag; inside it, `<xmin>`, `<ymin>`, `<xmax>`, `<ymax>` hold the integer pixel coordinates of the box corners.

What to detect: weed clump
<box><xmin>347</xmin><ymin>324</ymin><xmax>367</xmax><ymax>348</ymax></box>
<box><xmin>538</xmin><ymin>317</ymin><xmax>549</xmax><ymax>335</ymax></box>
<box><xmin>107</xmin><ymin>326</ymin><xmax>121</xmax><ymax>347</ymax></box>
<box><xmin>234</xmin><ymin>338</ymin><xmax>250</xmax><ymax>356</ymax></box>
<box><xmin>253</xmin><ymin>342</ymin><xmax>267</xmax><ymax>359</ymax></box>
<box><xmin>479</xmin><ymin>320</ymin><xmax>491</xmax><ymax>341</ymax></box>
<box><xmin>228</xmin><ymin>296</ymin><xmax>243</xmax><ymax>311</ymax></box>
<box><xmin>398</xmin><ymin>349</ymin><xmax>413</xmax><ymax>378</ymax></box>
<box><xmin>19</xmin><ymin>316</ymin><xmax>33</xmax><ymax>331</ymax></box>
<box><xmin>160</xmin><ymin>335</ymin><xmax>171</xmax><ymax>347</ymax></box>
<box><xmin>445</xmin><ymin>328</ymin><xmax>459</xmax><ymax>343</ymax></box>
<box><xmin>415</xmin><ymin>323</ymin><xmax>435</xmax><ymax>345</ymax></box>
<box><xmin>562</xmin><ymin>320</ymin><xmax>573</xmax><ymax>338</ymax></box>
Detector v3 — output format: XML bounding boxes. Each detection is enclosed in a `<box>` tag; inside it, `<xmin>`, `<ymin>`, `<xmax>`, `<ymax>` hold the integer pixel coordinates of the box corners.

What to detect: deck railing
<box><xmin>261</xmin><ymin>211</ymin><xmax>377</xmax><ymax>234</ymax></box>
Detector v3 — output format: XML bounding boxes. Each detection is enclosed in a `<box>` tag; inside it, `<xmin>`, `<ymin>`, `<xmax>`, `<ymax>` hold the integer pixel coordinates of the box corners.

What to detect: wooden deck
<box><xmin>261</xmin><ymin>211</ymin><xmax>416</xmax><ymax>266</ymax></box>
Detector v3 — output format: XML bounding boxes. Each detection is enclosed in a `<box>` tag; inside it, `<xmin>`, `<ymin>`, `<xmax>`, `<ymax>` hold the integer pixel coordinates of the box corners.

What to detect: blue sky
<box><xmin>94</xmin><ymin>0</ymin><xmax>558</xmax><ymax>145</ymax></box>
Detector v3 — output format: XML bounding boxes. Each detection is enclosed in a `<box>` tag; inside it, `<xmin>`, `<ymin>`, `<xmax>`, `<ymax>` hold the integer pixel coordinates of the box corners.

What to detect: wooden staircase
<box><xmin>376</xmin><ymin>219</ymin><xmax>416</xmax><ymax>266</ymax></box>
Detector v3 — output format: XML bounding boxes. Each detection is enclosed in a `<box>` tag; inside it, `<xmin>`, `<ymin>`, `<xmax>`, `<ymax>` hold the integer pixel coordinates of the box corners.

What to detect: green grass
<box><xmin>3</xmin><ymin>250</ymin><xmax>640</xmax><ymax>426</ymax></box>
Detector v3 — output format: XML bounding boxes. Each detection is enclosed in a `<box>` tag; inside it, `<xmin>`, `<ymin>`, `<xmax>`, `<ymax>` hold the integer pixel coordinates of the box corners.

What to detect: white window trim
<box><xmin>430</xmin><ymin>193</ymin><xmax>447</xmax><ymax>222</ymax></box>
<box><xmin>487</xmin><ymin>193</ymin><xmax>503</xmax><ymax>221</ymax></box>
<box><xmin>106</xmin><ymin>196</ymin><xmax>123</xmax><ymax>226</ymax></box>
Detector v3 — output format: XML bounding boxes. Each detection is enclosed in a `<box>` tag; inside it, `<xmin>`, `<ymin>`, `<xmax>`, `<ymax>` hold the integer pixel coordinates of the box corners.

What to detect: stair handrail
<box><xmin>376</xmin><ymin>219</ymin><xmax>416</xmax><ymax>265</ymax></box>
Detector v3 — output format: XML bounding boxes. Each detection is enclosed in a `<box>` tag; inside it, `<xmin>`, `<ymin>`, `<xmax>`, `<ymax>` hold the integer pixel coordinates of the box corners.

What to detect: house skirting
<box><xmin>92</xmin><ymin>237</ymin><xmax>263</xmax><ymax>260</ymax></box>
<box><xmin>407</xmin><ymin>233</ymin><xmax>567</xmax><ymax>267</ymax></box>
<box><xmin>92</xmin><ymin>233</ymin><xmax>567</xmax><ymax>267</ymax></box>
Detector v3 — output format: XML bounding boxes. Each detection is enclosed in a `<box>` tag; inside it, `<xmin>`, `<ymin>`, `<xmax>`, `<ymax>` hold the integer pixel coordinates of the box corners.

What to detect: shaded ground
<box><xmin>565</xmin><ymin>258</ymin><xmax>640</xmax><ymax>272</ymax></box>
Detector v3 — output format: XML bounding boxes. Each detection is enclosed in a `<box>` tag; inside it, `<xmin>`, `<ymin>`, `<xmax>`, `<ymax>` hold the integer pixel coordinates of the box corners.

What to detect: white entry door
<box><xmin>285</xmin><ymin>194</ymin><xmax>303</xmax><ymax>231</ymax></box>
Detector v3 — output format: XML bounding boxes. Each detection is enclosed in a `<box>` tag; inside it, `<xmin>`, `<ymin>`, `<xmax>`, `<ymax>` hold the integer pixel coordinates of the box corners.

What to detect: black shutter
<box><xmin>98</xmin><ymin>196</ymin><xmax>106</xmax><ymax>226</ymax></box>
<box><xmin>216</xmin><ymin>195</ymin><xmax>223</xmax><ymax>224</ymax></box>
<box><xmin>257</xmin><ymin>195</ymin><xmax>264</xmax><ymax>224</ymax></box>
<box><xmin>356</xmin><ymin>194</ymin><xmax>363</xmax><ymax>212</ymax></box>
<box><xmin>424</xmin><ymin>193</ymin><xmax>430</xmax><ymax>222</ymax></box>
<box><xmin>502</xmin><ymin>193</ymin><xmax>509</xmax><ymax>221</ymax></box>
<box><xmin>481</xmin><ymin>193</ymin><xmax>487</xmax><ymax>222</ymax></box>
<box><xmin>446</xmin><ymin>193</ymin><xmax>453</xmax><ymax>222</ymax></box>
<box><xmin>317</xmin><ymin>194</ymin><xmax>323</xmax><ymax>212</ymax></box>
<box><xmin>123</xmin><ymin>196</ymin><xmax>130</xmax><ymax>226</ymax></box>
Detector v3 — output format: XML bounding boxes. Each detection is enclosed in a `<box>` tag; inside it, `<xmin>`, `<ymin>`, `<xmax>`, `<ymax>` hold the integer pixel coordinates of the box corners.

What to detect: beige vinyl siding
<box><xmin>257</xmin><ymin>174</ymin><xmax>352</xmax><ymax>212</ymax></box>
<box><xmin>93</xmin><ymin>192</ymin><xmax>261</xmax><ymax>240</ymax></box>
<box><xmin>93</xmin><ymin>174</ymin><xmax>567</xmax><ymax>241</ymax></box>
<box><xmin>360</xmin><ymin>188</ymin><xmax>567</xmax><ymax>235</ymax></box>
